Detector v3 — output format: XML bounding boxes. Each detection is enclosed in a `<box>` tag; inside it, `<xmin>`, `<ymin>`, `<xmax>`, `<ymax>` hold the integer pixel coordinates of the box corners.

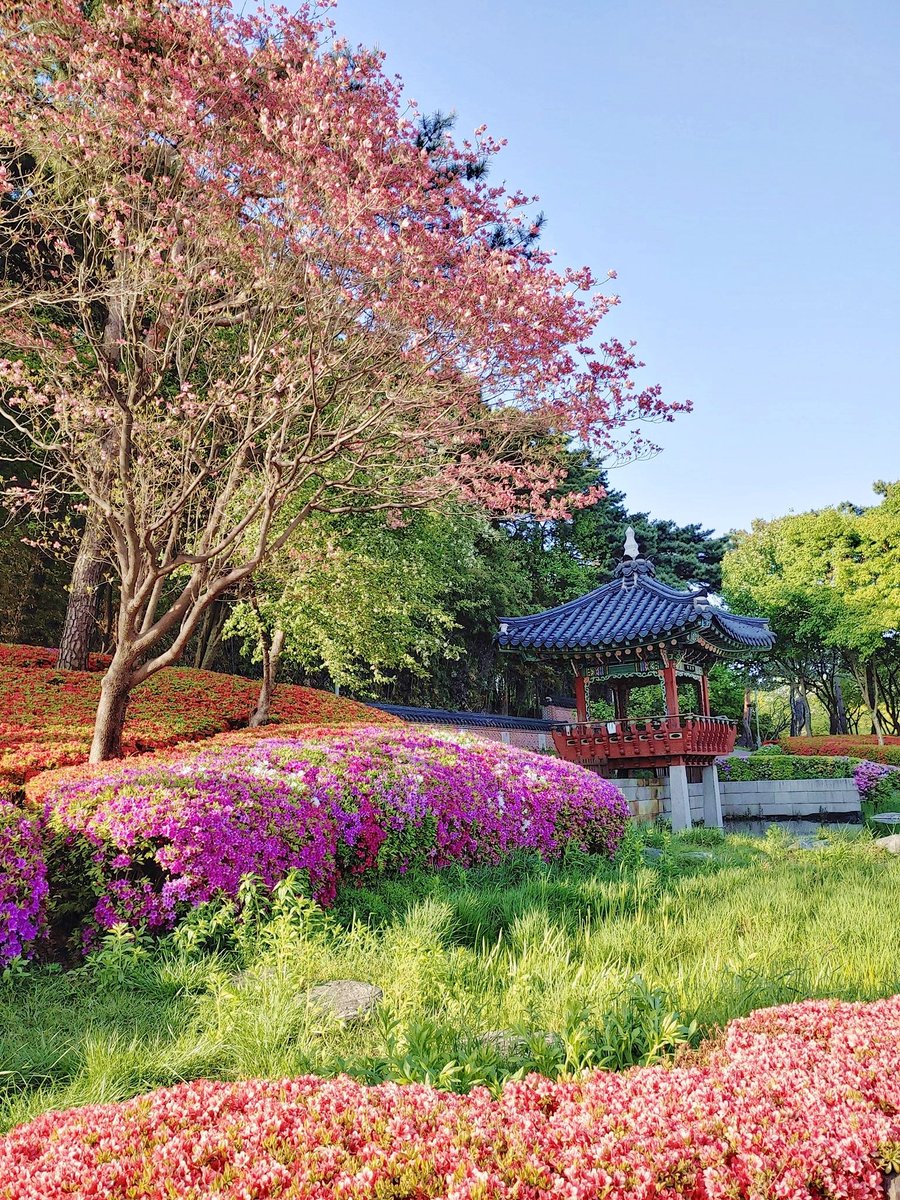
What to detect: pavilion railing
<box><xmin>551</xmin><ymin>715</ymin><xmax>736</xmax><ymax>766</ymax></box>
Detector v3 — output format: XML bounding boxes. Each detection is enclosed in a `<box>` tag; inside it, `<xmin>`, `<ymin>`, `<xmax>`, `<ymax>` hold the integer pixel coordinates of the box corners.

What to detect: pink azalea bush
<box><xmin>42</xmin><ymin>728</ymin><xmax>629</xmax><ymax>935</ymax></box>
<box><xmin>1</xmin><ymin>994</ymin><xmax>898</xmax><ymax>1198</ymax></box>
<box><xmin>0</xmin><ymin>800</ymin><xmax>47</xmax><ymax>964</ymax></box>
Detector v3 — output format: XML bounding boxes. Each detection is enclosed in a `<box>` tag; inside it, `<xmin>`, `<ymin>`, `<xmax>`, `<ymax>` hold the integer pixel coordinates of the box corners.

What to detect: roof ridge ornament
<box><xmin>614</xmin><ymin>527</ymin><xmax>656</xmax><ymax>588</ymax></box>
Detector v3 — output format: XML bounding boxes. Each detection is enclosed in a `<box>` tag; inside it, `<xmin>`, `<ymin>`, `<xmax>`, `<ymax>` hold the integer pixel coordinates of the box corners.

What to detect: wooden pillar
<box><xmin>574</xmin><ymin>672</ymin><xmax>588</xmax><ymax>723</ymax></box>
<box><xmin>613</xmin><ymin>684</ymin><xmax>629</xmax><ymax>720</ymax></box>
<box><xmin>699</xmin><ymin>673</ymin><xmax>711</xmax><ymax>717</ymax></box>
<box><xmin>661</xmin><ymin>662</ymin><xmax>680</xmax><ymax>717</ymax></box>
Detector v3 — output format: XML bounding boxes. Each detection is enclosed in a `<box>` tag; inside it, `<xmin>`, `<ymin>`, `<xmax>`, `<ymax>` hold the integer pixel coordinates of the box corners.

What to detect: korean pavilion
<box><xmin>498</xmin><ymin>529</ymin><xmax>774</xmax><ymax>830</ymax></box>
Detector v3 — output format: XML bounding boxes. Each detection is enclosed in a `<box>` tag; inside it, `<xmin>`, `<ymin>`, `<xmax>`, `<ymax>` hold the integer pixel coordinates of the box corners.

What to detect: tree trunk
<box><xmin>798</xmin><ymin>679</ymin><xmax>812</xmax><ymax>736</ymax></box>
<box><xmin>834</xmin><ymin>674</ymin><xmax>849</xmax><ymax>735</ymax></box>
<box><xmin>57</xmin><ymin>523</ymin><xmax>104</xmax><ymax>670</ymax></box>
<box><xmin>866</xmin><ymin>660</ymin><xmax>885</xmax><ymax>745</ymax></box>
<box><xmin>848</xmin><ymin>656</ymin><xmax>884</xmax><ymax>746</ymax></box>
<box><xmin>740</xmin><ymin>689</ymin><xmax>754</xmax><ymax>748</ymax></box>
<box><xmin>249</xmin><ymin>626</ymin><xmax>284</xmax><ymax>728</ymax></box>
<box><xmin>192</xmin><ymin>598</ymin><xmax>230</xmax><ymax>670</ymax></box>
<box><xmin>89</xmin><ymin>657</ymin><xmax>134</xmax><ymax>761</ymax></box>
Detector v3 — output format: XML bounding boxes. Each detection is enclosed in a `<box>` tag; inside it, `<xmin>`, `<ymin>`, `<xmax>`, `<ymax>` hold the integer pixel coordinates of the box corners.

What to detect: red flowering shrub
<box><xmin>1</xmin><ymin>994</ymin><xmax>898</xmax><ymax>1198</ymax></box>
<box><xmin>782</xmin><ymin>735</ymin><xmax>900</xmax><ymax>765</ymax></box>
<box><xmin>0</xmin><ymin>643</ymin><xmax>396</xmax><ymax>799</ymax></box>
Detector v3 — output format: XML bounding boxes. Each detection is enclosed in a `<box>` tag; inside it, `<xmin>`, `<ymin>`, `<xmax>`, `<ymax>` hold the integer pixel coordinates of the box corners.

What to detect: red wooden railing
<box><xmin>551</xmin><ymin>715</ymin><xmax>736</xmax><ymax>767</ymax></box>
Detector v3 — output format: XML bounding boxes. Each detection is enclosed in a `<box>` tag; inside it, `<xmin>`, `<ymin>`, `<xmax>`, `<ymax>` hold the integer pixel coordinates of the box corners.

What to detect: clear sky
<box><xmin>310</xmin><ymin>0</ymin><xmax>900</xmax><ymax>535</ymax></box>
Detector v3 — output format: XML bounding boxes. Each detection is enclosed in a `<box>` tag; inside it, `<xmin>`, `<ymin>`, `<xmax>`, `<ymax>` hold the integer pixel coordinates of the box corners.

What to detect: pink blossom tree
<box><xmin>0</xmin><ymin>0</ymin><xmax>686</xmax><ymax>761</ymax></box>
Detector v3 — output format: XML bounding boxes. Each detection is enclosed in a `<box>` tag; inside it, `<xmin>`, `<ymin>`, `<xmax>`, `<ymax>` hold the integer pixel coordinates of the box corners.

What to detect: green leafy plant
<box><xmin>84</xmin><ymin>924</ymin><xmax>151</xmax><ymax>990</ymax></box>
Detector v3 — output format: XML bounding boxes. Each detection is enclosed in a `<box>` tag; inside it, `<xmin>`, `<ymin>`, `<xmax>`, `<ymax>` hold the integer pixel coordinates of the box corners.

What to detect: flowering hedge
<box><xmin>782</xmin><ymin>735</ymin><xmax>900</xmax><ymax>765</ymax></box>
<box><xmin>0</xmin><ymin>800</ymin><xmax>47</xmax><ymax>964</ymax></box>
<box><xmin>1</xmin><ymin>994</ymin><xmax>898</xmax><ymax>1198</ymax></box>
<box><xmin>40</xmin><ymin>728</ymin><xmax>629</xmax><ymax>933</ymax></box>
<box><xmin>0</xmin><ymin>643</ymin><xmax>395</xmax><ymax>799</ymax></box>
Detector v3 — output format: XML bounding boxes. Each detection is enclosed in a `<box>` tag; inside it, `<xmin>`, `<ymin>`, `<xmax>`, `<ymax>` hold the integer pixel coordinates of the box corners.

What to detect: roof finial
<box><xmin>623</xmin><ymin>526</ymin><xmax>640</xmax><ymax>560</ymax></box>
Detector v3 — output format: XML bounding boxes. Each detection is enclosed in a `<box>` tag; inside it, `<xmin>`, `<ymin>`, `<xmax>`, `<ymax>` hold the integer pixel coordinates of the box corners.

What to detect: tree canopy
<box><xmin>0</xmin><ymin>0</ymin><xmax>685</xmax><ymax>758</ymax></box>
<box><xmin>722</xmin><ymin>483</ymin><xmax>900</xmax><ymax>739</ymax></box>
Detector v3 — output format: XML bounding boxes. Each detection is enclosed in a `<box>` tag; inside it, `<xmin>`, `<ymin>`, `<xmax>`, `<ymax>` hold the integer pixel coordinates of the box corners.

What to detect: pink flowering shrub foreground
<box><xmin>34</xmin><ymin>728</ymin><xmax>628</xmax><ymax>946</ymax></box>
<box><xmin>2</xmin><ymin>995</ymin><xmax>899</xmax><ymax>1199</ymax></box>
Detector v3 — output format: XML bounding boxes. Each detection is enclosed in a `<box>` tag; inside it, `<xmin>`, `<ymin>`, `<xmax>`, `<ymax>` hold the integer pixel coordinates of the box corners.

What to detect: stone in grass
<box><xmin>477</xmin><ymin>1030</ymin><xmax>563</xmax><ymax>1058</ymax></box>
<box><xmin>304</xmin><ymin>980</ymin><xmax>383</xmax><ymax>1023</ymax></box>
<box><xmin>875</xmin><ymin>834</ymin><xmax>900</xmax><ymax>855</ymax></box>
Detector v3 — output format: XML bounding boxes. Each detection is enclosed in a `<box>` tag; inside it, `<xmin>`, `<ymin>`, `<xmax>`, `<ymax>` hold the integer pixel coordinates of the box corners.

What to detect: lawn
<box><xmin>2</xmin><ymin>825</ymin><xmax>897</xmax><ymax>1134</ymax></box>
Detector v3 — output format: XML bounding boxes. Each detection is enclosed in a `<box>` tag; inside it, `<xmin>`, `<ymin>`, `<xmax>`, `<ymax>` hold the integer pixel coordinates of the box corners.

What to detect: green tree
<box><xmin>723</xmin><ymin>485</ymin><xmax>900</xmax><ymax>742</ymax></box>
<box><xmin>224</xmin><ymin>509</ymin><xmax>482</xmax><ymax>717</ymax></box>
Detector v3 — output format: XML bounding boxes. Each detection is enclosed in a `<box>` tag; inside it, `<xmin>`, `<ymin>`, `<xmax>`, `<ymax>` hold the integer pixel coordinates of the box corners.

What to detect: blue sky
<box><xmin>319</xmin><ymin>0</ymin><xmax>899</xmax><ymax>534</ymax></box>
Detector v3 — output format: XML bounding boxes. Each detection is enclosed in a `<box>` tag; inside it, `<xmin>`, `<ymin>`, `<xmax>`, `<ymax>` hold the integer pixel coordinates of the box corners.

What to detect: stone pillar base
<box><xmin>702</xmin><ymin>763</ymin><xmax>724</xmax><ymax>828</ymax></box>
<box><xmin>669</xmin><ymin>763</ymin><xmax>692</xmax><ymax>831</ymax></box>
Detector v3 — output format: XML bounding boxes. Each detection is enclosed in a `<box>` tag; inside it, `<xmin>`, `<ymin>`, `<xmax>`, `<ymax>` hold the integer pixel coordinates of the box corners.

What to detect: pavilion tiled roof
<box><xmin>372</xmin><ymin>704</ymin><xmax>555</xmax><ymax>731</ymax></box>
<box><xmin>498</xmin><ymin>571</ymin><xmax>774</xmax><ymax>656</ymax></box>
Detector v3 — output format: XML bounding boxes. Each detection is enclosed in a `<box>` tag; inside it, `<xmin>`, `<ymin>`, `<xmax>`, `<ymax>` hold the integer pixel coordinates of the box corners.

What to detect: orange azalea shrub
<box><xmin>781</xmin><ymin>735</ymin><xmax>900</xmax><ymax>765</ymax></box>
<box><xmin>0</xmin><ymin>644</ymin><xmax>397</xmax><ymax>800</ymax></box>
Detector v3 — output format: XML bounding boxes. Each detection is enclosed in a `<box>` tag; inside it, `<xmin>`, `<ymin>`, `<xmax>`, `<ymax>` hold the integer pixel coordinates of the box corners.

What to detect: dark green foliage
<box><xmin>0</xmin><ymin>521</ymin><xmax>68</xmax><ymax>649</ymax></box>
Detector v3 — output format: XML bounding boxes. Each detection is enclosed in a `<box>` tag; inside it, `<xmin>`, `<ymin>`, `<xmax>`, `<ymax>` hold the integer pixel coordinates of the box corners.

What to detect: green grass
<box><xmin>1</xmin><ymin>825</ymin><xmax>899</xmax><ymax>1131</ymax></box>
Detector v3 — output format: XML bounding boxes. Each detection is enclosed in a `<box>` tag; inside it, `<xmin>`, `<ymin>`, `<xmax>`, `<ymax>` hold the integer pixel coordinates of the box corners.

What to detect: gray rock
<box><xmin>304</xmin><ymin>980</ymin><xmax>383</xmax><ymax>1023</ymax></box>
<box><xmin>477</xmin><ymin>1030</ymin><xmax>562</xmax><ymax>1057</ymax></box>
<box><xmin>875</xmin><ymin>834</ymin><xmax>900</xmax><ymax>855</ymax></box>
<box><xmin>643</xmin><ymin>846</ymin><xmax>663</xmax><ymax>860</ymax></box>
<box><xmin>884</xmin><ymin>1172</ymin><xmax>899</xmax><ymax>1200</ymax></box>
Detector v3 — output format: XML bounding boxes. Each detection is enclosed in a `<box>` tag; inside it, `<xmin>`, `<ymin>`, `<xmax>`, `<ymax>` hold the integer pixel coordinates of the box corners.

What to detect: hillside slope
<box><xmin>0</xmin><ymin>644</ymin><xmax>394</xmax><ymax>797</ymax></box>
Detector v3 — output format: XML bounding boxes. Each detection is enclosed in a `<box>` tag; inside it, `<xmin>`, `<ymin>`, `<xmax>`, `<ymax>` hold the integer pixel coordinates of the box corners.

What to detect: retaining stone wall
<box><xmin>615</xmin><ymin>776</ymin><xmax>860</xmax><ymax>824</ymax></box>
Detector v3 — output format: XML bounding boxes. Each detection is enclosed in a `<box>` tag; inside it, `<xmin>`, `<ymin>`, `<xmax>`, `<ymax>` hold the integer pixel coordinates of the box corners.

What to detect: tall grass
<box><xmin>1</xmin><ymin>827</ymin><xmax>898</xmax><ymax>1131</ymax></box>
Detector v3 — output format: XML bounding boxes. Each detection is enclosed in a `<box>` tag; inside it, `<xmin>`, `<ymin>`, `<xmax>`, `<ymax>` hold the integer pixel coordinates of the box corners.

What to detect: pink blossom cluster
<box><xmin>0</xmin><ymin>0</ymin><xmax>687</xmax><ymax>534</ymax></box>
<box><xmin>43</xmin><ymin>728</ymin><xmax>629</xmax><ymax>933</ymax></box>
<box><xmin>0</xmin><ymin>799</ymin><xmax>47</xmax><ymax>964</ymax></box>
<box><xmin>1</xmin><ymin>994</ymin><xmax>898</xmax><ymax>1198</ymax></box>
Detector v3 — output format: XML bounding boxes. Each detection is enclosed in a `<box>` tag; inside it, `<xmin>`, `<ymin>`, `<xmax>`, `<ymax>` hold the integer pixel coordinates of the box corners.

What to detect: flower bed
<box><xmin>782</xmin><ymin>735</ymin><xmax>900</xmax><ymax>765</ymax></box>
<box><xmin>1</xmin><ymin>994</ymin><xmax>898</xmax><ymax>1199</ymax></box>
<box><xmin>38</xmin><ymin>729</ymin><xmax>629</xmax><ymax>936</ymax></box>
<box><xmin>0</xmin><ymin>643</ymin><xmax>395</xmax><ymax>799</ymax></box>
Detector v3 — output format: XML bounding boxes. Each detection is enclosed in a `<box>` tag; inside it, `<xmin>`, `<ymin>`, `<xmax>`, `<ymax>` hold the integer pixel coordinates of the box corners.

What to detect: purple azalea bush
<box><xmin>43</xmin><ymin>728</ymin><xmax>629</xmax><ymax>936</ymax></box>
<box><xmin>853</xmin><ymin>759</ymin><xmax>897</xmax><ymax>800</ymax></box>
<box><xmin>0</xmin><ymin>799</ymin><xmax>48</xmax><ymax>964</ymax></box>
